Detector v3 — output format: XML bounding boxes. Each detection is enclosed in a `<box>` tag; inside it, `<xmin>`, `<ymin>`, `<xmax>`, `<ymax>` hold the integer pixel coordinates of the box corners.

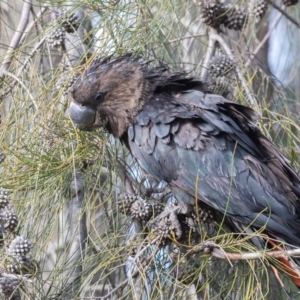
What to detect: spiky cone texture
<box><xmin>118</xmin><ymin>193</ymin><xmax>165</xmax><ymax>220</ymax></box>
<box><xmin>224</xmin><ymin>5</ymin><xmax>248</xmax><ymax>30</ymax></box>
<box><xmin>0</xmin><ymin>277</ymin><xmax>21</xmax><ymax>300</ymax></box>
<box><xmin>56</xmin><ymin>71</ymin><xmax>79</xmax><ymax>95</ymax></box>
<box><xmin>47</xmin><ymin>27</ymin><xmax>66</xmax><ymax>48</ymax></box>
<box><xmin>153</xmin><ymin>217</ymin><xmax>173</xmax><ymax>245</ymax></box>
<box><xmin>198</xmin><ymin>1</ymin><xmax>229</xmax><ymax>28</ymax></box>
<box><xmin>0</xmin><ymin>151</ymin><xmax>5</xmax><ymax>164</ymax></box>
<box><xmin>130</xmin><ymin>198</ymin><xmax>152</xmax><ymax>220</ymax></box>
<box><xmin>208</xmin><ymin>55</ymin><xmax>235</xmax><ymax>78</ymax></box>
<box><xmin>0</xmin><ymin>188</ymin><xmax>10</xmax><ymax>209</ymax></box>
<box><xmin>152</xmin><ymin>214</ymin><xmax>183</xmax><ymax>245</ymax></box>
<box><xmin>64</xmin><ymin>12</ymin><xmax>82</xmax><ymax>33</ymax></box>
<box><xmin>248</xmin><ymin>0</ymin><xmax>268</xmax><ymax>19</ymax></box>
<box><xmin>151</xmin><ymin>201</ymin><xmax>164</xmax><ymax>217</ymax></box>
<box><xmin>3</xmin><ymin>210</ymin><xmax>18</xmax><ymax>233</ymax></box>
<box><xmin>207</xmin><ymin>78</ymin><xmax>231</xmax><ymax>98</ymax></box>
<box><xmin>51</xmin><ymin>8</ymin><xmax>82</xmax><ymax>33</ymax></box>
<box><xmin>117</xmin><ymin>193</ymin><xmax>139</xmax><ymax>215</ymax></box>
<box><xmin>8</xmin><ymin>236</ymin><xmax>32</xmax><ymax>257</ymax></box>
<box><xmin>282</xmin><ymin>0</ymin><xmax>298</xmax><ymax>6</ymax></box>
<box><xmin>198</xmin><ymin>206</ymin><xmax>214</xmax><ymax>223</ymax></box>
<box><xmin>5</xmin><ymin>255</ymin><xmax>35</xmax><ymax>276</ymax></box>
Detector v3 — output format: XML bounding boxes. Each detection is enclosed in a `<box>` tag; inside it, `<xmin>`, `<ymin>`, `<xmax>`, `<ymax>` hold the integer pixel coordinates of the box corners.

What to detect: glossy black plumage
<box><xmin>126</xmin><ymin>89</ymin><xmax>300</xmax><ymax>246</ymax></box>
<box><xmin>69</xmin><ymin>55</ymin><xmax>300</xmax><ymax>267</ymax></box>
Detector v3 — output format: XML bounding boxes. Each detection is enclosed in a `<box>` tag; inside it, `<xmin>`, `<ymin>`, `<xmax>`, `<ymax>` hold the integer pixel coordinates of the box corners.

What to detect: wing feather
<box><xmin>126</xmin><ymin>89</ymin><xmax>300</xmax><ymax>246</ymax></box>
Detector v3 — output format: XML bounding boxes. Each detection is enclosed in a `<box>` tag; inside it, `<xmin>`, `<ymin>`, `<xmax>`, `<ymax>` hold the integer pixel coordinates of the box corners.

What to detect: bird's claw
<box><xmin>150</xmin><ymin>199</ymin><xmax>191</xmax><ymax>244</ymax></box>
<box><xmin>150</xmin><ymin>199</ymin><xmax>190</xmax><ymax>224</ymax></box>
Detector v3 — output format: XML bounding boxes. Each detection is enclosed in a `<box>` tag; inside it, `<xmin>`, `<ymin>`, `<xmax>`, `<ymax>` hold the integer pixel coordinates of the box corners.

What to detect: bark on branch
<box><xmin>193</xmin><ymin>241</ymin><xmax>300</xmax><ymax>261</ymax></box>
<box><xmin>0</xmin><ymin>0</ymin><xmax>32</xmax><ymax>76</ymax></box>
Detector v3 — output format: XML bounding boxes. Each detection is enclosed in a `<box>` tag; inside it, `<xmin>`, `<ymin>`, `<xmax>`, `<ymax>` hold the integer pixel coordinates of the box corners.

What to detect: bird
<box><xmin>69</xmin><ymin>54</ymin><xmax>300</xmax><ymax>288</ymax></box>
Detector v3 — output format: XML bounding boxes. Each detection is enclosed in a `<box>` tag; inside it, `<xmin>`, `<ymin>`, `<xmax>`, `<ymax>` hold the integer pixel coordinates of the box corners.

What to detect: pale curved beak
<box><xmin>69</xmin><ymin>101</ymin><xmax>96</xmax><ymax>130</ymax></box>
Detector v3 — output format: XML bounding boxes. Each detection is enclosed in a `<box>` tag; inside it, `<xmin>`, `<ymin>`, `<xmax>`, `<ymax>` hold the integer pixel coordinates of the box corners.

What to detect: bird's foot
<box><xmin>194</xmin><ymin>241</ymin><xmax>218</xmax><ymax>254</ymax></box>
<box><xmin>150</xmin><ymin>199</ymin><xmax>191</xmax><ymax>244</ymax></box>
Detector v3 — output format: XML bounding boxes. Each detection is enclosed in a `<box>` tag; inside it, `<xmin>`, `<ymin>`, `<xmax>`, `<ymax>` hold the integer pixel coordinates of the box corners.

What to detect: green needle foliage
<box><xmin>0</xmin><ymin>0</ymin><xmax>300</xmax><ymax>299</ymax></box>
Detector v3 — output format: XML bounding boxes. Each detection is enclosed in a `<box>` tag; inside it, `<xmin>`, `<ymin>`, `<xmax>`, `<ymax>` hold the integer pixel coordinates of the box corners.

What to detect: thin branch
<box><xmin>64</xmin><ymin>171</ymin><xmax>87</xmax><ymax>299</ymax></box>
<box><xmin>153</xmin><ymin>33</ymin><xmax>207</xmax><ymax>50</ymax></box>
<box><xmin>116</xmin><ymin>159</ymin><xmax>138</xmax><ymax>194</ymax></box>
<box><xmin>211</xmin><ymin>247</ymin><xmax>300</xmax><ymax>260</ymax></box>
<box><xmin>266</xmin><ymin>0</ymin><xmax>300</xmax><ymax>29</ymax></box>
<box><xmin>0</xmin><ymin>6</ymin><xmax>48</xmax><ymax>100</ymax></box>
<box><xmin>1</xmin><ymin>70</ymin><xmax>38</xmax><ymax>110</ymax></box>
<box><xmin>0</xmin><ymin>273</ymin><xmax>33</xmax><ymax>282</ymax></box>
<box><xmin>193</xmin><ymin>241</ymin><xmax>300</xmax><ymax>260</ymax></box>
<box><xmin>19</xmin><ymin>6</ymin><xmax>48</xmax><ymax>45</ymax></box>
<box><xmin>251</xmin><ymin>10</ymin><xmax>282</xmax><ymax>57</ymax></box>
<box><xmin>101</xmin><ymin>238</ymin><xmax>249</xmax><ymax>300</ymax></box>
<box><xmin>200</xmin><ymin>28</ymin><xmax>216</xmax><ymax>80</ymax></box>
<box><xmin>100</xmin><ymin>238</ymin><xmax>160</xmax><ymax>300</ymax></box>
<box><xmin>15</xmin><ymin>37</ymin><xmax>46</xmax><ymax>78</ymax></box>
<box><xmin>0</xmin><ymin>0</ymin><xmax>32</xmax><ymax>75</ymax></box>
<box><xmin>167</xmin><ymin>32</ymin><xmax>206</xmax><ymax>45</ymax></box>
<box><xmin>0</xmin><ymin>37</ymin><xmax>46</xmax><ymax>99</ymax></box>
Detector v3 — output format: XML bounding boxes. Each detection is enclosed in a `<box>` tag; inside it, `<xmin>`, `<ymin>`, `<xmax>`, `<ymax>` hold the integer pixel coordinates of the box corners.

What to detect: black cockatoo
<box><xmin>69</xmin><ymin>55</ymin><xmax>300</xmax><ymax>287</ymax></box>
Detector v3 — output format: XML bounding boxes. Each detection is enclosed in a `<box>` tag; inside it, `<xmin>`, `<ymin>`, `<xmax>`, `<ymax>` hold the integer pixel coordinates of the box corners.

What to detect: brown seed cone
<box><xmin>282</xmin><ymin>0</ymin><xmax>298</xmax><ymax>6</ymax></box>
<box><xmin>8</xmin><ymin>236</ymin><xmax>32</xmax><ymax>257</ymax></box>
<box><xmin>208</xmin><ymin>55</ymin><xmax>235</xmax><ymax>78</ymax></box>
<box><xmin>51</xmin><ymin>8</ymin><xmax>83</xmax><ymax>33</ymax></box>
<box><xmin>0</xmin><ymin>277</ymin><xmax>21</xmax><ymax>300</ymax></box>
<box><xmin>224</xmin><ymin>5</ymin><xmax>248</xmax><ymax>30</ymax></box>
<box><xmin>0</xmin><ymin>151</ymin><xmax>5</xmax><ymax>164</ymax></box>
<box><xmin>151</xmin><ymin>201</ymin><xmax>164</xmax><ymax>217</ymax></box>
<box><xmin>207</xmin><ymin>79</ymin><xmax>231</xmax><ymax>98</ymax></box>
<box><xmin>3</xmin><ymin>210</ymin><xmax>18</xmax><ymax>233</ymax></box>
<box><xmin>117</xmin><ymin>193</ymin><xmax>139</xmax><ymax>215</ymax></box>
<box><xmin>47</xmin><ymin>27</ymin><xmax>66</xmax><ymax>48</ymax></box>
<box><xmin>5</xmin><ymin>255</ymin><xmax>35</xmax><ymax>276</ymax></box>
<box><xmin>56</xmin><ymin>71</ymin><xmax>79</xmax><ymax>95</ymax></box>
<box><xmin>248</xmin><ymin>0</ymin><xmax>268</xmax><ymax>19</ymax></box>
<box><xmin>0</xmin><ymin>188</ymin><xmax>10</xmax><ymax>209</ymax></box>
<box><xmin>199</xmin><ymin>1</ymin><xmax>229</xmax><ymax>28</ymax></box>
<box><xmin>130</xmin><ymin>198</ymin><xmax>151</xmax><ymax>220</ymax></box>
<box><xmin>153</xmin><ymin>217</ymin><xmax>172</xmax><ymax>245</ymax></box>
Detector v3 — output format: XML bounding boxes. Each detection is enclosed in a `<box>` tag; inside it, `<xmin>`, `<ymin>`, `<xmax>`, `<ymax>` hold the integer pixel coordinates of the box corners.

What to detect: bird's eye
<box><xmin>95</xmin><ymin>93</ymin><xmax>105</xmax><ymax>103</ymax></box>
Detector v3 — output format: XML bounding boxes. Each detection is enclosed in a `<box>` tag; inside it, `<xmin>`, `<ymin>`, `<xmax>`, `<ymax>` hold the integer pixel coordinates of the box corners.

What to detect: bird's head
<box><xmin>69</xmin><ymin>55</ymin><xmax>161</xmax><ymax>138</ymax></box>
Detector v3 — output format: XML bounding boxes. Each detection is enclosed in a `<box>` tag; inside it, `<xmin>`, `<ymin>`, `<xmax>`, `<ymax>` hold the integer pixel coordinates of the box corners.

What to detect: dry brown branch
<box><xmin>64</xmin><ymin>171</ymin><xmax>87</xmax><ymax>299</ymax></box>
<box><xmin>200</xmin><ymin>28</ymin><xmax>216</xmax><ymax>80</ymax></box>
<box><xmin>212</xmin><ymin>247</ymin><xmax>300</xmax><ymax>260</ymax></box>
<box><xmin>266</xmin><ymin>0</ymin><xmax>300</xmax><ymax>29</ymax></box>
<box><xmin>251</xmin><ymin>10</ymin><xmax>282</xmax><ymax>58</ymax></box>
<box><xmin>20</xmin><ymin>6</ymin><xmax>48</xmax><ymax>45</ymax></box>
<box><xmin>193</xmin><ymin>241</ymin><xmax>300</xmax><ymax>260</ymax></box>
<box><xmin>102</xmin><ymin>237</ymin><xmax>300</xmax><ymax>299</ymax></box>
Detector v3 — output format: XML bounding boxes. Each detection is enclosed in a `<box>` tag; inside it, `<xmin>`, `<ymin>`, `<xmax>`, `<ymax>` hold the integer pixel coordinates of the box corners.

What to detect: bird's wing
<box><xmin>127</xmin><ymin>90</ymin><xmax>300</xmax><ymax>245</ymax></box>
